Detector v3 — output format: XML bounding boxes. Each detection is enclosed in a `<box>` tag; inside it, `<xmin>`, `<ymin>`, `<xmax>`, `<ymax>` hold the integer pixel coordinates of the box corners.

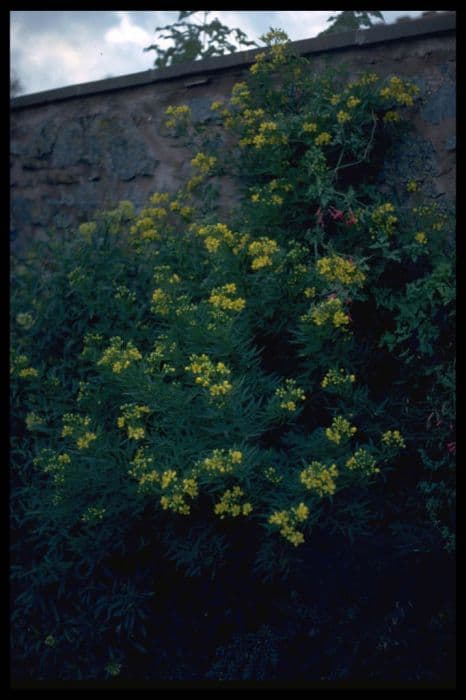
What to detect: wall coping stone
<box><xmin>10</xmin><ymin>12</ymin><xmax>455</xmax><ymax>111</ymax></box>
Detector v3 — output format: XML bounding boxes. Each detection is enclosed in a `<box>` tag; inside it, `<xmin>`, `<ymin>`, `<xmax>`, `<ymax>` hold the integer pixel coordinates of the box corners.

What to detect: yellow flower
<box><xmin>268</xmin><ymin>503</ymin><xmax>309</xmax><ymax>546</ymax></box>
<box><xmin>383</xmin><ymin>110</ymin><xmax>400</xmax><ymax>123</ymax></box>
<box><xmin>16</xmin><ymin>312</ymin><xmax>34</xmax><ymax>329</ymax></box>
<box><xmin>415</xmin><ymin>231</ymin><xmax>427</xmax><ymax>245</ymax></box>
<box><xmin>214</xmin><ymin>486</ymin><xmax>252</xmax><ymax>519</ymax></box>
<box><xmin>302</xmin><ymin>122</ymin><xmax>318</xmax><ymax>133</ymax></box>
<box><xmin>316</xmin><ymin>255</ymin><xmax>365</xmax><ymax>287</ymax></box>
<box><xmin>18</xmin><ymin>367</ymin><xmax>39</xmax><ymax>378</ymax></box>
<box><xmin>248</xmin><ymin>238</ymin><xmax>279</xmax><ymax>270</ymax></box>
<box><xmin>346</xmin><ymin>96</ymin><xmax>361</xmax><ymax>109</ymax></box>
<box><xmin>325</xmin><ymin>416</ymin><xmax>357</xmax><ymax>444</ymax></box>
<box><xmin>208</xmin><ymin>283</ymin><xmax>246</xmax><ymax>313</ymax></box>
<box><xmin>337</xmin><ymin>110</ymin><xmax>351</xmax><ymax>124</ymax></box>
<box><xmin>25</xmin><ymin>412</ymin><xmax>44</xmax><ymax>430</ymax></box>
<box><xmin>381</xmin><ymin>430</ymin><xmax>405</xmax><ymax>449</ymax></box>
<box><xmin>98</xmin><ymin>337</ymin><xmax>142</xmax><ymax>373</ymax></box>
<box><xmin>77</xmin><ymin>431</ymin><xmax>97</xmax><ymax>449</ymax></box>
<box><xmin>346</xmin><ymin>448</ymin><xmax>379</xmax><ymax>475</ymax></box>
<box><xmin>406</xmin><ymin>180</ymin><xmax>418</xmax><ymax>192</ymax></box>
<box><xmin>275</xmin><ymin>379</ymin><xmax>306</xmax><ymax>412</ymax></box>
<box><xmin>315</xmin><ymin>132</ymin><xmax>332</xmax><ymax>146</ymax></box>
<box><xmin>321</xmin><ymin>368</ymin><xmax>356</xmax><ymax>389</ymax></box>
<box><xmin>191</xmin><ymin>152</ymin><xmax>217</xmax><ymax>175</ymax></box>
<box><xmin>300</xmin><ymin>462</ymin><xmax>339</xmax><ymax>496</ymax></box>
<box><xmin>161</xmin><ymin>470</ymin><xmax>177</xmax><ymax>489</ymax></box>
<box><xmin>81</xmin><ymin>505</ymin><xmax>106</xmax><ymax>522</ymax></box>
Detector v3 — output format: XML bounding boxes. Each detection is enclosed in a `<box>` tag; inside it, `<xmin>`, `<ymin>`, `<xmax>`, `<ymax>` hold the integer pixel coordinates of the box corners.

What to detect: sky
<box><xmin>10</xmin><ymin>10</ymin><xmax>433</xmax><ymax>96</ymax></box>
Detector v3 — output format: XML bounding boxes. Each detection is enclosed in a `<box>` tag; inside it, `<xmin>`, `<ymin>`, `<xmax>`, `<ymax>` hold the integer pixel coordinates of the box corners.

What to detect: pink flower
<box><xmin>446</xmin><ymin>442</ymin><xmax>456</xmax><ymax>455</ymax></box>
<box><xmin>328</xmin><ymin>206</ymin><xmax>344</xmax><ymax>221</ymax></box>
<box><xmin>345</xmin><ymin>210</ymin><xmax>357</xmax><ymax>226</ymax></box>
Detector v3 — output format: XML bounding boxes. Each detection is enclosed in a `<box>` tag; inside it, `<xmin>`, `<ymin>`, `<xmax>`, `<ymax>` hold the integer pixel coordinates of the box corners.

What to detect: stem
<box><xmin>332</xmin><ymin>111</ymin><xmax>378</xmax><ymax>177</ymax></box>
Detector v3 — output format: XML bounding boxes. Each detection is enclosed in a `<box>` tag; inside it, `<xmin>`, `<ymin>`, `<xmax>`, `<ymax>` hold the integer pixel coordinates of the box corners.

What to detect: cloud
<box><xmin>104</xmin><ymin>11</ymin><xmax>152</xmax><ymax>47</ymax></box>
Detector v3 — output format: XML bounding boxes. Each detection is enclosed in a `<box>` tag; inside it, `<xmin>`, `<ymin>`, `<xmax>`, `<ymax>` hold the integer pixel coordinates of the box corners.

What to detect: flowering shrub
<box><xmin>11</xmin><ymin>30</ymin><xmax>455</xmax><ymax>678</ymax></box>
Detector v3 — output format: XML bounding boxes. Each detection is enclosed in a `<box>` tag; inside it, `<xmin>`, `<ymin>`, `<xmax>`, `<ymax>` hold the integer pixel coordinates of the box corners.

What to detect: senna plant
<box><xmin>11</xmin><ymin>29</ymin><xmax>455</xmax><ymax>603</ymax></box>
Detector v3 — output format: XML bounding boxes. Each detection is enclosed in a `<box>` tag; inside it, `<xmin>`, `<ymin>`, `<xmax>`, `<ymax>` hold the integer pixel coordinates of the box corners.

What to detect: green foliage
<box><xmin>144</xmin><ymin>10</ymin><xmax>258</xmax><ymax>68</ymax></box>
<box><xmin>11</xmin><ymin>29</ymin><xmax>455</xmax><ymax>678</ymax></box>
<box><xmin>319</xmin><ymin>11</ymin><xmax>385</xmax><ymax>36</ymax></box>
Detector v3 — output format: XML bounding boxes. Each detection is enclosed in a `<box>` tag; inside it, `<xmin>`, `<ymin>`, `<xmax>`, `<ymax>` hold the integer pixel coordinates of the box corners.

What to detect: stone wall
<box><xmin>10</xmin><ymin>13</ymin><xmax>455</xmax><ymax>250</ymax></box>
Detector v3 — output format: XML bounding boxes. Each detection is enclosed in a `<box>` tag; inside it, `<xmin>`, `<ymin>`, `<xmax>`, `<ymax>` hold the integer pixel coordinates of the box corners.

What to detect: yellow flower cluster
<box><xmin>98</xmin><ymin>337</ymin><xmax>142</xmax><ymax>374</ymax></box>
<box><xmin>302</xmin><ymin>122</ymin><xmax>318</xmax><ymax>133</ymax></box>
<box><xmin>169</xmin><ymin>200</ymin><xmax>194</xmax><ymax>219</ymax></box>
<box><xmin>412</xmin><ymin>204</ymin><xmax>448</xmax><ymax>233</ymax></box>
<box><xmin>346</xmin><ymin>448</ymin><xmax>380</xmax><ymax>475</ymax></box>
<box><xmin>355</xmin><ymin>72</ymin><xmax>379</xmax><ymax>86</ymax></box>
<box><xmin>315</xmin><ymin>132</ymin><xmax>332</xmax><ymax>147</ymax></box>
<box><xmin>379</xmin><ymin>75</ymin><xmax>420</xmax><ymax>107</ymax></box>
<box><xmin>114</xmin><ymin>285</ymin><xmax>137</xmax><ymax>303</ymax></box>
<box><xmin>214</xmin><ymin>486</ymin><xmax>252</xmax><ymax>519</ymax></box>
<box><xmin>321</xmin><ymin>368</ymin><xmax>356</xmax><ymax>389</ymax></box>
<box><xmin>306</xmin><ymin>297</ymin><xmax>350</xmax><ymax>329</ymax></box>
<box><xmin>25</xmin><ymin>412</ymin><xmax>44</xmax><ymax>431</ymax></box>
<box><xmin>263</xmin><ymin>466</ymin><xmax>283</xmax><ymax>485</ymax></box>
<box><xmin>230</xmin><ymin>81</ymin><xmax>251</xmax><ymax>107</ymax></box>
<box><xmin>78</xmin><ymin>221</ymin><xmax>97</xmax><ymax>241</ymax></box>
<box><xmin>371</xmin><ymin>202</ymin><xmax>398</xmax><ymax>237</ymax></box>
<box><xmin>129</xmin><ymin>446</ymin><xmax>155</xmax><ymax>480</ymax></box>
<box><xmin>164</xmin><ymin>104</ymin><xmax>191</xmax><ymax>129</ymax></box>
<box><xmin>208</xmin><ymin>283</ymin><xmax>246</xmax><ymax>313</ymax></box>
<box><xmin>415</xmin><ymin>231</ymin><xmax>427</xmax><ymax>245</ymax></box>
<box><xmin>406</xmin><ymin>180</ymin><xmax>419</xmax><ymax>193</ymax></box>
<box><xmin>337</xmin><ymin>110</ymin><xmax>351</xmax><ymax>124</ymax></box>
<box><xmin>18</xmin><ymin>367</ymin><xmax>39</xmax><ymax>379</ymax></box>
<box><xmin>62</xmin><ymin>413</ymin><xmax>97</xmax><ymax>449</ymax></box>
<box><xmin>241</xmin><ymin>121</ymin><xmax>287</xmax><ymax>150</ymax></box>
<box><xmin>346</xmin><ymin>96</ymin><xmax>361</xmax><ymax>109</ymax></box>
<box><xmin>325</xmin><ymin>415</ymin><xmax>357</xmax><ymax>445</ymax></box>
<box><xmin>185</xmin><ymin>354</ymin><xmax>233</xmax><ymax>397</ymax></box>
<box><xmin>316</xmin><ymin>255</ymin><xmax>366</xmax><ymax>287</ymax></box>
<box><xmin>381</xmin><ymin>430</ymin><xmax>406</xmax><ymax>449</ymax></box>
<box><xmin>159</xmin><ymin>471</ymin><xmax>199</xmax><ymax>515</ymax></box>
<box><xmin>16</xmin><ymin>312</ymin><xmax>34</xmax><ymax>329</ymax></box>
<box><xmin>117</xmin><ymin>404</ymin><xmax>151</xmax><ymax>441</ymax></box>
<box><xmin>151</xmin><ymin>288</ymin><xmax>171</xmax><ymax>316</ymax></box>
<box><xmin>145</xmin><ymin>336</ymin><xmax>178</xmax><ymax>377</ymax></box>
<box><xmin>76</xmin><ymin>432</ymin><xmax>97</xmax><ymax>450</ymax></box>
<box><xmin>250</xmin><ymin>179</ymin><xmax>291</xmax><ymax>207</ymax></box>
<box><xmin>248</xmin><ymin>237</ymin><xmax>279</xmax><ymax>270</ymax></box>
<box><xmin>330</xmin><ymin>94</ymin><xmax>341</xmax><ymax>105</ymax></box>
<box><xmin>81</xmin><ymin>505</ymin><xmax>106</xmax><ymax>523</ymax></box>
<box><xmin>300</xmin><ymin>461</ymin><xmax>339</xmax><ymax>496</ymax></box>
<box><xmin>383</xmin><ymin>110</ymin><xmax>401</xmax><ymax>123</ymax></box>
<box><xmin>129</xmin><ymin>200</ymin><xmax>172</xmax><ymax>241</ymax></box>
<box><xmin>268</xmin><ymin>502</ymin><xmax>309</xmax><ymax>547</ymax></box>
<box><xmin>248</xmin><ymin>31</ymin><xmax>289</xmax><ymax>75</ymax></box>
<box><xmin>191</xmin><ymin>152</ymin><xmax>217</xmax><ymax>175</ymax></box>
<box><xmin>196</xmin><ymin>222</ymin><xmax>248</xmax><ymax>255</ymax></box>
<box><xmin>36</xmin><ymin>451</ymin><xmax>71</xmax><ymax>488</ymax></box>
<box><xmin>202</xmin><ymin>448</ymin><xmax>243</xmax><ymax>474</ymax></box>
<box><xmin>117</xmin><ymin>200</ymin><xmax>135</xmax><ymax>219</ymax></box>
<box><xmin>275</xmin><ymin>378</ymin><xmax>306</xmax><ymax>412</ymax></box>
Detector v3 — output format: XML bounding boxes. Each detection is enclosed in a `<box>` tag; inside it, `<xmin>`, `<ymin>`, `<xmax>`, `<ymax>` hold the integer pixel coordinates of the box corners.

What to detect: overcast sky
<box><xmin>11</xmin><ymin>10</ymin><xmax>431</xmax><ymax>96</ymax></box>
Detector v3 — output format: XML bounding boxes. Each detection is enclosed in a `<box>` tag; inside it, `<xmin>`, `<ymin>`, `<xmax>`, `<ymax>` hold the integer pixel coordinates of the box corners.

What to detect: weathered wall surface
<box><xmin>10</xmin><ymin>13</ymin><xmax>455</xmax><ymax>249</ymax></box>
